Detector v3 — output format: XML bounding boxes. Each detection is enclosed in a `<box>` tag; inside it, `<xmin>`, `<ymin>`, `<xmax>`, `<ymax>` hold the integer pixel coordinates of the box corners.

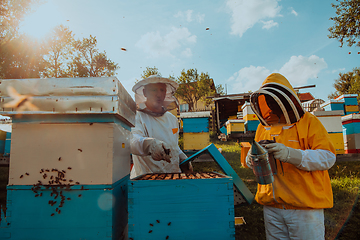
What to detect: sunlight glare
<box><xmin>19</xmin><ymin>1</ymin><xmax>67</xmax><ymax>40</ymax></box>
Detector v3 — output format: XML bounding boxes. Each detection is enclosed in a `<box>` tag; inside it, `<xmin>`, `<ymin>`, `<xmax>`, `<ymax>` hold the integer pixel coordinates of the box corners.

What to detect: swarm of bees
<box><xmin>20</xmin><ymin>161</ymin><xmax>84</xmax><ymax>217</ymax></box>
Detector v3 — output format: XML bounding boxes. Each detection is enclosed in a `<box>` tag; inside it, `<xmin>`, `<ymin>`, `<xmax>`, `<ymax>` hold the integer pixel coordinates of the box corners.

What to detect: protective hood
<box><xmin>132</xmin><ymin>75</ymin><xmax>179</xmax><ymax>115</ymax></box>
<box><xmin>250</xmin><ymin>73</ymin><xmax>305</xmax><ymax>126</ymax></box>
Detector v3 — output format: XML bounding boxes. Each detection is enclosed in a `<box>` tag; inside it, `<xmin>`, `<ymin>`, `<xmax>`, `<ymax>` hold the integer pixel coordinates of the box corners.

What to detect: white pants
<box><xmin>263</xmin><ymin>206</ymin><xmax>325</xmax><ymax>240</ymax></box>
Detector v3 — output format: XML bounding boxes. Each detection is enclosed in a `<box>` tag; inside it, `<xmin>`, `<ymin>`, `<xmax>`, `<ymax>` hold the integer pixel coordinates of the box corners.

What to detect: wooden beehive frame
<box><xmin>134</xmin><ymin>172</ymin><xmax>225</xmax><ymax>181</ymax></box>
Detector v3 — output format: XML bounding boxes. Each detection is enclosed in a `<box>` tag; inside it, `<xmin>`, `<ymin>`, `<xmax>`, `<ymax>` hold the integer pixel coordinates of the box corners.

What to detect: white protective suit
<box><xmin>130</xmin><ymin>75</ymin><xmax>187</xmax><ymax>179</ymax></box>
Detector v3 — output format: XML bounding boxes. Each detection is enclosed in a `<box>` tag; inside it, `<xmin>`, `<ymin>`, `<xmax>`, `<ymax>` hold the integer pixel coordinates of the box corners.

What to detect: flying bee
<box><xmin>78</xmin><ymin>149</ymin><xmax>82</xmax><ymax>152</ymax></box>
<box><xmin>20</xmin><ymin>175</ymin><xmax>23</xmax><ymax>178</ymax></box>
<box><xmin>78</xmin><ymin>194</ymin><xmax>82</xmax><ymax>197</ymax></box>
<box><xmin>58</xmin><ymin>157</ymin><xmax>62</xmax><ymax>161</ymax></box>
<box><xmin>68</xmin><ymin>167</ymin><xmax>72</xmax><ymax>170</ymax></box>
<box><xmin>51</xmin><ymin>213</ymin><xmax>55</xmax><ymax>216</ymax></box>
<box><xmin>3</xmin><ymin>86</ymin><xmax>39</xmax><ymax>111</ymax></box>
<box><xmin>25</xmin><ymin>172</ymin><xmax>29</xmax><ymax>176</ymax></box>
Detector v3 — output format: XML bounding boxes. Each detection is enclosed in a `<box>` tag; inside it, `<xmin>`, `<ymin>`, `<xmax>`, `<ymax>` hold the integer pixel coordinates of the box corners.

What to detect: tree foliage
<box><xmin>175</xmin><ymin>68</ymin><xmax>218</xmax><ymax>111</ymax></box>
<box><xmin>71</xmin><ymin>35</ymin><xmax>119</xmax><ymax>77</ymax></box>
<box><xmin>0</xmin><ymin>34</ymin><xmax>45</xmax><ymax>79</ymax></box>
<box><xmin>0</xmin><ymin>0</ymin><xmax>37</xmax><ymax>44</ymax></box>
<box><xmin>328</xmin><ymin>0</ymin><xmax>360</xmax><ymax>47</ymax></box>
<box><xmin>140</xmin><ymin>66</ymin><xmax>161</xmax><ymax>79</ymax></box>
<box><xmin>329</xmin><ymin>67</ymin><xmax>360</xmax><ymax>103</ymax></box>
<box><xmin>42</xmin><ymin>25</ymin><xmax>75</xmax><ymax>78</ymax></box>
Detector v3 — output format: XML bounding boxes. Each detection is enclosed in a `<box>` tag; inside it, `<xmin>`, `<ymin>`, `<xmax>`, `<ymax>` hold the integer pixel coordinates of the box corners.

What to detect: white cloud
<box><xmin>262</xmin><ymin>20</ymin><xmax>278</xmax><ymax>29</ymax></box>
<box><xmin>289</xmin><ymin>7</ymin><xmax>298</xmax><ymax>16</ymax></box>
<box><xmin>181</xmin><ymin>48</ymin><xmax>192</xmax><ymax>57</ymax></box>
<box><xmin>227</xmin><ymin>66</ymin><xmax>271</xmax><ymax>93</ymax></box>
<box><xmin>227</xmin><ymin>55</ymin><xmax>327</xmax><ymax>93</ymax></box>
<box><xmin>136</xmin><ymin>27</ymin><xmax>197</xmax><ymax>58</ymax></box>
<box><xmin>174</xmin><ymin>10</ymin><xmax>205</xmax><ymax>23</ymax></box>
<box><xmin>332</xmin><ymin>68</ymin><xmax>346</xmax><ymax>74</ymax></box>
<box><xmin>279</xmin><ymin>55</ymin><xmax>327</xmax><ymax>86</ymax></box>
<box><xmin>226</xmin><ymin>0</ymin><xmax>282</xmax><ymax>37</ymax></box>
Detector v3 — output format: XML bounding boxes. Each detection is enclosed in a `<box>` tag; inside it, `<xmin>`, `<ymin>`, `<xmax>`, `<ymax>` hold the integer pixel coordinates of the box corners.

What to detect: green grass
<box><xmin>191</xmin><ymin>138</ymin><xmax>360</xmax><ymax>240</ymax></box>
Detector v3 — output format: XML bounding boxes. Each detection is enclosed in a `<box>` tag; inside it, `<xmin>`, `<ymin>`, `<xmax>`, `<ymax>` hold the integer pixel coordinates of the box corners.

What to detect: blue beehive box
<box><xmin>321</xmin><ymin>99</ymin><xmax>345</xmax><ymax>112</ymax></box>
<box><xmin>181</xmin><ymin>111</ymin><xmax>211</xmax><ymax>133</ymax></box>
<box><xmin>245</xmin><ymin>120</ymin><xmax>260</xmax><ymax>132</ymax></box>
<box><xmin>1</xmin><ymin>177</ymin><xmax>128</xmax><ymax>240</ymax></box>
<box><xmin>336</xmin><ymin>94</ymin><xmax>358</xmax><ymax>106</ymax></box>
<box><xmin>128</xmin><ymin>172</ymin><xmax>235</xmax><ymax>240</ymax></box>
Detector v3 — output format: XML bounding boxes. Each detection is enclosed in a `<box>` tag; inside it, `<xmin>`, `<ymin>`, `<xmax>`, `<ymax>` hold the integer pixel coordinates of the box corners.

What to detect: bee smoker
<box><xmin>248</xmin><ymin>141</ymin><xmax>274</xmax><ymax>185</ymax></box>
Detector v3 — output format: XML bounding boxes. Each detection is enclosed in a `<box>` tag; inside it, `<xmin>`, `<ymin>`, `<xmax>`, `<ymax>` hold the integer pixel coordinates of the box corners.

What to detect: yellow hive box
<box><xmin>9</xmin><ymin>122</ymin><xmax>131</xmax><ymax>186</ymax></box>
<box><xmin>243</xmin><ymin>114</ymin><xmax>258</xmax><ymax>122</ymax></box>
<box><xmin>226</xmin><ymin>120</ymin><xmax>245</xmax><ymax>134</ymax></box>
<box><xmin>329</xmin><ymin>132</ymin><xmax>345</xmax><ymax>155</ymax></box>
<box><xmin>345</xmin><ymin>105</ymin><xmax>359</xmax><ymax>113</ymax></box>
<box><xmin>183</xmin><ymin>132</ymin><xmax>210</xmax><ymax>151</ymax></box>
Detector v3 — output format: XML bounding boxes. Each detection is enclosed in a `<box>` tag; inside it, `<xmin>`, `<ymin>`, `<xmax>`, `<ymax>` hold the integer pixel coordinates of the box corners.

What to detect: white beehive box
<box><xmin>0</xmin><ymin>77</ymin><xmax>136</xmax><ymax>127</ymax></box>
<box><xmin>8</xmin><ymin>121</ymin><xmax>131</xmax><ymax>186</ymax></box>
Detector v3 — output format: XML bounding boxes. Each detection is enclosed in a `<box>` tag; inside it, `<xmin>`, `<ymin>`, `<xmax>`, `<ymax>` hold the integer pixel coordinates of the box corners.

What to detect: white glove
<box><xmin>245</xmin><ymin>150</ymin><xmax>253</xmax><ymax>169</ymax></box>
<box><xmin>265</xmin><ymin>143</ymin><xmax>302</xmax><ymax>166</ymax></box>
<box><xmin>143</xmin><ymin>138</ymin><xmax>171</xmax><ymax>163</ymax></box>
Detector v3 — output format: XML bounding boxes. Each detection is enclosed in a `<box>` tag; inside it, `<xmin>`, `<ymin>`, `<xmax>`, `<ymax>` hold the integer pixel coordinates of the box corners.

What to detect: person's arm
<box><xmin>130</xmin><ymin>115</ymin><xmax>171</xmax><ymax>162</ymax></box>
<box><xmin>265</xmin><ymin>117</ymin><xmax>336</xmax><ymax>171</ymax></box>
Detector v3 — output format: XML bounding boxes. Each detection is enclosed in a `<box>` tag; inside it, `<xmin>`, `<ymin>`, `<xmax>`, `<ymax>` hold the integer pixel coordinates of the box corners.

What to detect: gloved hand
<box><xmin>143</xmin><ymin>138</ymin><xmax>171</xmax><ymax>163</ymax></box>
<box><xmin>265</xmin><ymin>143</ymin><xmax>302</xmax><ymax>166</ymax></box>
<box><xmin>245</xmin><ymin>150</ymin><xmax>253</xmax><ymax>169</ymax></box>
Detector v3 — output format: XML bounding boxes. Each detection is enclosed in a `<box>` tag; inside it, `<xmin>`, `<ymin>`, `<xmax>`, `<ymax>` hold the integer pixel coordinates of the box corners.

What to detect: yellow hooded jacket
<box><xmin>250</xmin><ymin>73</ymin><xmax>335</xmax><ymax>210</ymax></box>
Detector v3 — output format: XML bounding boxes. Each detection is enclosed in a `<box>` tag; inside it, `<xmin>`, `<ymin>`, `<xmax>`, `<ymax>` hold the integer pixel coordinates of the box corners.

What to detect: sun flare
<box><xmin>19</xmin><ymin>1</ymin><xmax>67</xmax><ymax>40</ymax></box>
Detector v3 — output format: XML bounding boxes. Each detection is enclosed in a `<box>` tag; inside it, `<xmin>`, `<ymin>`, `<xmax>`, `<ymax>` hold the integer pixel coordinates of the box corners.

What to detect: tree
<box><xmin>0</xmin><ymin>34</ymin><xmax>45</xmax><ymax>79</ymax></box>
<box><xmin>1</xmin><ymin>0</ymin><xmax>40</xmax><ymax>78</ymax></box>
<box><xmin>140</xmin><ymin>66</ymin><xmax>161</xmax><ymax>79</ymax></box>
<box><xmin>42</xmin><ymin>25</ymin><xmax>75</xmax><ymax>78</ymax></box>
<box><xmin>71</xmin><ymin>35</ymin><xmax>119</xmax><ymax>77</ymax></box>
<box><xmin>328</xmin><ymin>67</ymin><xmax>360</xmax><ymax>103</ymax></box>
<box><xmin>0</xmin><ymin>0</ymin><xmax>37</xmax><ymax>45</ymax></box>
<box><xmin>328</xmin><ymin>0</ymin><xmax>360</xmax><ymax>47</ymax></box>
<box><xmin>175</xmin><ymin>68</ymin><xmax>219</xmax><ymax>111</ymax></box>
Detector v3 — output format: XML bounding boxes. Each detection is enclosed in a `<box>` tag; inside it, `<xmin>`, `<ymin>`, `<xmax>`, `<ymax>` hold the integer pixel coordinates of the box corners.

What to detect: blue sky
<box><xmin>19</xmin><ymin>0</ymin><xmax>359</xmax><ymax>101</ymax></box>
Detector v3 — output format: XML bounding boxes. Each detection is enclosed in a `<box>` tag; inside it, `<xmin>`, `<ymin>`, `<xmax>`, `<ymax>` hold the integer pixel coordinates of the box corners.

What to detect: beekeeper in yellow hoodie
<box><xmin>247</xmin><ymin>73</ymin><xmax>336</xmax><ymax>240</ymax></box>
<box><xmin>130</xmin><ymin>75</ymin><xmax>191</xmax><ymax>179</ymax></box>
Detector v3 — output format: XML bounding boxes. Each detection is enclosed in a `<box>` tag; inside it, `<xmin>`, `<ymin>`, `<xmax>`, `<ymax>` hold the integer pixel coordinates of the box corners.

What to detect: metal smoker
<box><xmin>249</xmin><ymin>141</ymin><xmax>274</xmax><ymax>185</ymax></box>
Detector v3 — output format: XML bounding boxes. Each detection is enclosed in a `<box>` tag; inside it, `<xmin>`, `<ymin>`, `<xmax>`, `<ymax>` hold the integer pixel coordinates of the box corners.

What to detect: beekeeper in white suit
<box><xmin>130</xmin><ymin>75</ymin><xmax>192</xmax><ymax>179</ymax></box>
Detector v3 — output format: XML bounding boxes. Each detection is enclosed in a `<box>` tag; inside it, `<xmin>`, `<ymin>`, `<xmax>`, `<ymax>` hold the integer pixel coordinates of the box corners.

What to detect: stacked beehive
<box><xmin>0</xmin><ymin>77</ymin><xmax>135</xmax><ymax>240</ymax></box>
<box><xmin>312</xmin><ymin>110</ymin><xmax>345</xmax><ymax>154</ymax></box>
<box><xmin>241</xmin><ymin>102</ymin><xmax>259</xmax><ymax>132</ymax></box>
<box><xmin>335</xmin><ymin>94</ymin><xmax>359</xmax><ymax>115</ymax></box>
<box><xmin>181</xmin><ymin>111</ymin><xmax>210</xmax><ymax>151</ymax></box>
<box><xmin>225</xmin><ymin>119</ymin><xmax>245</xmax><ymax>136</ymax></box>
<box><xmin>342</xmin><ymin>114</ymin><xmax>360</xmax><ymax>153</ymax></box>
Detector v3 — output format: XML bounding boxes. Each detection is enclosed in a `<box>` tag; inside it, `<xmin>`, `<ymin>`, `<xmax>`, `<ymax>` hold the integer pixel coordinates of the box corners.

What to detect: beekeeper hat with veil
<box><xmin>132</xmin><ymin>75</ymin><xmax>179</xmax><ymax>116</ymax></box>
